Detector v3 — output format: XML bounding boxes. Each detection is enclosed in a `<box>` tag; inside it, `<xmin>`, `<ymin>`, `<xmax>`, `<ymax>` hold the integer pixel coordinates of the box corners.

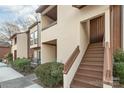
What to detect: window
<box><xmin>30</xmin><ymin>31</ymin><xmax>38</xmax><ymax>45</ymax></box>
<box><xmin>34</xmin><ymin>31</ymin><xmax>38</xmax><ymax>44</ymax></box>
<box><xmin>30</xmin><ymin>33</ymin><xmax>34</xmax><ymax>45</ymax></box>
<box><xmin>14</xmin><ymin>37</ymin><xmax>17</xmax><ymax>45</ymax></box>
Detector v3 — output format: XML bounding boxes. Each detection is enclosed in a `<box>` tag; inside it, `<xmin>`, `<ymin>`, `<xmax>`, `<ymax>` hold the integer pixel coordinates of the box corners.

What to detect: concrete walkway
<box><xmin>0</xmin><ymin>62</ymin><xmax>23</xmax><ymax>82</ymax></box>
<box><xmin>0</xmin><ymin>62</ymin><xmax>42</xmax><ymax>88</ymax></box>
<box><xmin>0</xmin><ymin>62</ymin><xmax>7</xmax><ymax>67</ymax></box>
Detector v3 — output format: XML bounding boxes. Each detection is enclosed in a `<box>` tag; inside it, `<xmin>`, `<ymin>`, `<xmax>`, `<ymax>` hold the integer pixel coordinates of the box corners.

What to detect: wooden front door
<box><xmin>14</xmin><ymin>50</ymin><xmax>17</xmax><ymax>60</ymax></box>
<box><xmin>90</xmin><ymin>15</ymin><xmax>105</xmax><ymax>43</ymax></box>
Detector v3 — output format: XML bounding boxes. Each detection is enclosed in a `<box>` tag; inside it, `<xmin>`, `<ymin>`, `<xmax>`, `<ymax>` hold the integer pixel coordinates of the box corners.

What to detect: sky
<box><xmin>0</xmin><ymin>5</ymin><xmax>38</xmax><ymax>23</ymax></box>
<box><xmin>0</xmin><ymin>5</ymin><xmax>39</xmax><ymax>41</ymax></box>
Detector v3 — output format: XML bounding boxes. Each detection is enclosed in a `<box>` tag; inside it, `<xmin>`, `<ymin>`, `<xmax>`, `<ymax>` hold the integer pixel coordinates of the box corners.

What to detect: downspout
<box><xmin>121</xmin><ymin>6</ymin><xmax>124</xmax><ymax>50</ymax></box>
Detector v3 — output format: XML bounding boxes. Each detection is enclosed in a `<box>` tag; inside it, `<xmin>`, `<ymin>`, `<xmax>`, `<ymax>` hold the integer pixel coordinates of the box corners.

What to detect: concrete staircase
<box><xmin>71</xmin><ymin>42</ymin><xmax>104</xmax><ymax>88</ymax></box>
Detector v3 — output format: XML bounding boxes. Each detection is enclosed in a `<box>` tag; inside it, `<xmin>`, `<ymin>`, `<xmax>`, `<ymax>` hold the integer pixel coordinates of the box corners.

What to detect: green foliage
<box><xmin>114</xmin><ymin>49</ymin><xmax>124</xmax><ymax>84</ymax></box>
<box><xmin>114</xmin><ymin>63</ymin><xmax>124</xmax><ymax>84</ymax></box>
<box><xmin>6</xmin><ymin>53</ymin><xmax>13</xmax><ymax>65</ymax></box>
<box><xmin>114</xmin><ymin>49</ymin><xmax>124</xmax><ymax>62</ymax></box>
<box><xmin>13</xmin><ymin>58</ymin><xmax>31</xmax><ymax>72</ymax></box>
<box><xmin>34</xmin><ymin>62</ymin><xmax>63</xmax><ymax>87</ymax></box>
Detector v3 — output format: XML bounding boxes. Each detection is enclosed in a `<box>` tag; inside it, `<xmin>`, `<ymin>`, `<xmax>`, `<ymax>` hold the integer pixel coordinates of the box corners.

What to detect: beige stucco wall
<box><xmin>41</xmin><ymin>5</ymin><xmax>110</xmax><ymax>63</ymax></box>
<box><xmin>40</xmin><ymin>5</ymin><xmax>110</xmax><ymax>87</ymax></box>
<box><xmin>42</xmin><ymin>15</ymin><xmax>55</xmax><ymax>29</ymax></box>
<box><xmin>41</xmin><ymin>44</ymin><xmax>56</xmax><ymax>63</ymax></box>
<box><xmin>11</xmin><ymin>33</ymin><xmax>28</xmax><ymax>60</ymax></box>
<box><xmin>11</xmin><ymin>42</ymin><xmax>17</xmax><ymax>60</ymax></box>
<box><xmin>17</xmin><ymin>33</ymin><xmax>28</xmax><ymax>58</ymax></box>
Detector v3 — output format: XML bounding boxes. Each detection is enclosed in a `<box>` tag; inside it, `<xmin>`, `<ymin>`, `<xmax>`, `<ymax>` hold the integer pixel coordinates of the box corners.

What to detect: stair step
<box><xmin>86</xmin><ymin>50</ymin><xmax>104</xmax><ymax>54</ymax></box>
<box><xmin>88</xmin><ymin>48</ymin><xmax>104</xmax><ymax>51</ymax></box>
<box><xmin>90</xmin><ymin>43</ymin><xmax>103</xmax><ymax>46</ymax></box>
<box><xmin>79</xmin><ymin>64</ymin><xmax>103</xmax><ymax>70</ymax></box>
<box><xmin>84</xmin><ymin>53</ymin><xmax>104</xmax><ymax>58</ymax></box>
<box><xmin>83</xmin><ymin>57</ymin><xmax>103</xmax><ymax>62</ymax></box>
<box><xmin>71</xmin><ymin>78</ymin><xmax>103</xmax><ymax>88</ymax></box>
<box><xmin>89</xmin><ymin>45</ymin><xmax>103</xmax><ymax>48</ymax></box>
<box><xmin>79</xmin><ymin>66</ymin><xmax>103</xmax><ymax>72</ymax></box>
<box><xmin>81</xmin><ymin>62</ymin><xmax>103</xmax><ymax>66</ymax></box>
<box><xmin>77</xmin><ymin>68</ymin><xmax>103</xmax><ymax>77</ymax></box>
<box><xmin>76</xmin><ymin>72</ymin><xmax>102</xmax><ymax>80</ymax></box>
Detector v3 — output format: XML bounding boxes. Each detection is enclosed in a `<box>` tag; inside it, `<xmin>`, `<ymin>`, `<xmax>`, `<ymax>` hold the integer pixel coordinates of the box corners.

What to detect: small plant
<box><xmin>13</xmin><ymin>58</ymin><xmax>31</xmax><ymax>73</ymax></box>
<box><xmin>114</xmin><ymin>49</ymin><xmax>124</xmax><ymax>84</ymax></box>
<box><xmin>6</xmin><ymin>53</ymin><xmax>13</xmax><ymax>66</ymax></box>
<box><xmin>34</xmin><ymin>62</ymin><xmax>63</xmax><ymax>87</ymax></box>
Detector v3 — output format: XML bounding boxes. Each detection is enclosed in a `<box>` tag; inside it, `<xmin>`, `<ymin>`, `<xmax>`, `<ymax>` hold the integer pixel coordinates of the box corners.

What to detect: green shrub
<box><xmin>114</xmin><ymin>63</ymin><xmax>124</xmax><ymax>84</ymax></box>
<box><xmin>114</xmin><ymin>49</ymin><xmax>124</xmax><ymax>84</ymax></box>
<box><xmin>34</xmin><ymin>62</ymin><xmax>63</xmax><ymax>87</ymax></box>
<box><xmin>13</xmin><ymin>58</ymin><xmax>31</xmax><ymax>72</ymax></box>
<box><xmin>114</xmin><ymin>49</ymin><xmax>124</xmax><ymax>62</ymax></box>
<box><xmin>6</xmin><ymin>53</ymin><xmax>13</xmax><ymax>65</ymax></box>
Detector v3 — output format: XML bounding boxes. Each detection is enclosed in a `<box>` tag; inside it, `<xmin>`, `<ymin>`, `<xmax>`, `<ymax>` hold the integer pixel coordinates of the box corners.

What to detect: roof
<box><xmin>28</xmin><ymin>21</ymin><xmax>40</xmax><ymax>29</ymax></box>
<box><xmin>10</xmin><ymin>30</ymin><xmax>29</xmax><ymax>40</ymax></box>
<box><xmin>0</xmin><ymin>41</ymin><xmax>10</xmax><ymax>47</ymax></box>
<box><xmin>36</xmin><ymin>5</ymin><xmax>49</xmax><ymax>13</ymax></box>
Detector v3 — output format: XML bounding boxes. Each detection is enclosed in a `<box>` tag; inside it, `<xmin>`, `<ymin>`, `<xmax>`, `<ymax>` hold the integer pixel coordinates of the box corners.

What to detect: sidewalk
<box><xmin>0</xmin><ymin>62</ymin><xmax>42</xmax><ymax>88</ymax></box>
<box><xmin>0</xmin><ymin>62</ymin><xmax>23</xmax><ymax>83</ymax></box>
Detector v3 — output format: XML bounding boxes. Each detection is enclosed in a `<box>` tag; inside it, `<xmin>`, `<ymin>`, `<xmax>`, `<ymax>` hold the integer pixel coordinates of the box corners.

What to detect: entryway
<box><xmin>90</xmin><ymin>15</ymin><xmax>105</xmax><ymax>43</ymax></box>
<box><xmin>71</xmin><ymin>15</ymin><xmax>105</xmax><ymax>88</ymax></box>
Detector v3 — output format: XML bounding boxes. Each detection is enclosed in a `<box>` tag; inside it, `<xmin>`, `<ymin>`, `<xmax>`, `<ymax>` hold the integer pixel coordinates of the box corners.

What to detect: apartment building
<box><xmin>10</xmin><ymin>32</ymin><xmax>29</xmax><ymax>60</ymax></box>
<box><xmin>28</xmin><ymin>21</ymin><xmax>41</xmax><ymax>66</ymax></box>
<box><xmin>36</xmin><ymin>5</ymin><xmax>121</xmax><ymax>88</ymax></box>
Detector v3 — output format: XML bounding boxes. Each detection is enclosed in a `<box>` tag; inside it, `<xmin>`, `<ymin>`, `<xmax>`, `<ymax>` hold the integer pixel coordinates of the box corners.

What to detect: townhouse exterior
<box><xmin>10</xmin><ymin>22</ymin><xmax>41</xmax><ymax>65</ymax></box>
<box><xmin>10</xmin><ymin>32</ymin><xmax>30</xmax><ymax>60</ymax></box>
<box><xmin>10</xmin><ymin>5</ymin><xmax>122</xmax><ymax>88</ymax></box>
<box><xmin>36</xmin><ymin>5</ymin><xmax>121</xmax><ymax>88</ymax></box>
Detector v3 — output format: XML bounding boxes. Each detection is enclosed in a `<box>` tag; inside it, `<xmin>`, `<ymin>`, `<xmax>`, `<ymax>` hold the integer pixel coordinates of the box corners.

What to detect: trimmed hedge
<box><xmin>34</xmin><ymin>62</ymin><xmax>63</xmax><ymax>87</ymax></box>
<box><xmin>13</xmin><ymin>58</ymin><xmax>31</xmax><ymax>72</ymax></box>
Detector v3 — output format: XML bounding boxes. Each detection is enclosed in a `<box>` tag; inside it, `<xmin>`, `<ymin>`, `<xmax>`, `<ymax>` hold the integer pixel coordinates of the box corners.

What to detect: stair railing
<box><xmin>103</xmin><ymin>38</ymin><xmax>113</xmax><ymax>86</ymax></box>
<box><xmin>63</xmin><ymin>46</ymin><xmax>80</xmax><ymax>74</ymax></box>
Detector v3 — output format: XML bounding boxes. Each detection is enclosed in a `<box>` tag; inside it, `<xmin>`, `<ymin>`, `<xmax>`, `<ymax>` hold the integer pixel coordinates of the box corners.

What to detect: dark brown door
<box><xmin>90</xmin><ymin>15</ymin><xmax>105</xmax><ymax>43</ymax></box>
<box><xmin>14</xmin><ymin>50</ymin><xmax>17</xmax><ymax>60</ymax></box>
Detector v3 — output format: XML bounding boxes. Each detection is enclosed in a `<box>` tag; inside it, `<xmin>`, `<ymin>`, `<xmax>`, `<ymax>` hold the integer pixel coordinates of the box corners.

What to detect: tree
<box><xmin>16</xmin><ymin>16</ymin><xmax>37</xmax><ymax>29</ymax></box>
<box><xmin>0</xmin><ymin>22</ymin><xmax>20</xmax><ymax>39</ymax></box>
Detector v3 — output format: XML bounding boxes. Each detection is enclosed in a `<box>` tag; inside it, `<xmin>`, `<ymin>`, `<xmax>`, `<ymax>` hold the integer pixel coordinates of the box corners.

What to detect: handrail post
<box><xmin>103</xmin><ymin>41</ymin><xmax>113</xmax><ymax>87</ymax></box>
